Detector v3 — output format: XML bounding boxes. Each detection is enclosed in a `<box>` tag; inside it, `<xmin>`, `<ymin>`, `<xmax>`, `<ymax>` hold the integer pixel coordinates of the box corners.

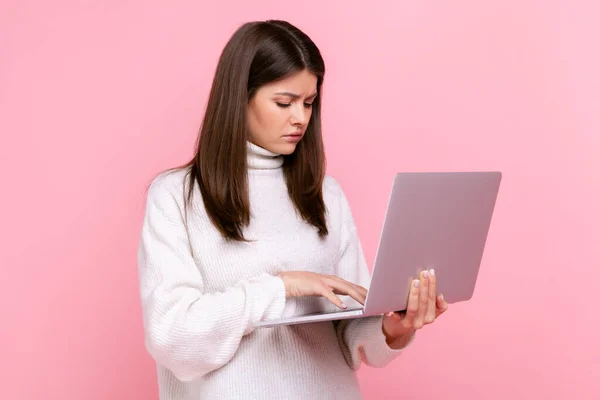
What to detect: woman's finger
<box><xmin>425</xmin><ymin>269</ymin><xmax>437</xmax><ymax>324</ymax></box>
<box><xmin>319</xmin><ymin>284</ymin><xmax>348</xmax><ymax>309</ymax></box>
<box><xmin>436</xmin><ymin>294</ymin><xmax>448</xmax><ymax>316</ymax></box>
<box><xmin>414</xmin><ymin>269</ymin><xmax>429</xmax><ymax>329</ymax></box>
<box><xmin>326</xmin><ymin>278</ymin><xmax>366</xmax><ymax>305</ymax></box>
<box><xmin>403</xmin><ymin>279</ymin><xmax>420</xmax><ymax>328</ymax></box>
<box><xmin>328</xmin><ymin>275</ymin><xmax>368</xmax><ymax>303</ymax></box>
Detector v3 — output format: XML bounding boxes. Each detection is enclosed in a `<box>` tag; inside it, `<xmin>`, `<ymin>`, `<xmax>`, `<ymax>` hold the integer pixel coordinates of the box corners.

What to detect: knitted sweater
<box><xmin>137</xmin><ymin>142</ymin><xmax>414</xmax><ymax>399</ymax></box>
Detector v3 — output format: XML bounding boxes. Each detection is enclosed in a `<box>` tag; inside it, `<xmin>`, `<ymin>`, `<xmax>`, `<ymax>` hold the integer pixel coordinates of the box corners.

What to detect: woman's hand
<box><xmin>277</xmin><ymin>271</ymin><xmax>367</xmax><ymax>309</ymax></box>
<box><xmin>382</xmin><ymin>268</ymin><xmax>448</xmax><ymax>347</ymax></box>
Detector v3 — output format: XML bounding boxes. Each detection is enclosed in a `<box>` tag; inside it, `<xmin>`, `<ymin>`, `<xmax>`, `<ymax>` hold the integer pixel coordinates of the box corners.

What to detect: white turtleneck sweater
<box><xmin>137</xmin><ymin>142</ymin><xmax>415</xmax><ymax>400</ymax></box>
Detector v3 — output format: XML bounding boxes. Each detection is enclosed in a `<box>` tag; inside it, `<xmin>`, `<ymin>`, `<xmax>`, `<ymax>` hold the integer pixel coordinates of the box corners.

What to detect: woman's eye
<box><xmin>275</xmin><ymin>102</ymin><xmax>313</xmax><ymax>108</ymax></box>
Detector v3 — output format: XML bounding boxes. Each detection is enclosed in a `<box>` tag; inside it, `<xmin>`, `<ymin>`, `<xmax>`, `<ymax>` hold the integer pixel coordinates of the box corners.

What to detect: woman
<box><xmin>138</xmin><ymin>19</ymin><xmax>448</xmax><ymax>399</ymax></box>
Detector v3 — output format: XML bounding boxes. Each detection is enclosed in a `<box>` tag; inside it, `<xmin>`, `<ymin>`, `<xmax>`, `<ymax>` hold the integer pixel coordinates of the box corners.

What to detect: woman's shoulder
<box><xmin>323</xmin><ymin>174</ymin><xmax>342</xmax><ymax>195</ymax></box>
<box><xmin>322</xmin><ymin>174</ymin><xmax>351</xmax><ymax>211</ymax></box>
<box><xmin>145</xmin><ymin>166</ymin><xmax>193</xmax><ymax>203</ymax></box>
<box><xmin>322</xmin><ymin>174</ymin><xmax>358</xmax><ymax>234</ymax></box>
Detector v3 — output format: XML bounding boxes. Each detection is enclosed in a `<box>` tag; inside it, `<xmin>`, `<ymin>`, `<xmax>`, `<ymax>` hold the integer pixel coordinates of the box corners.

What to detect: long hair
<box><xmin>167</xmin><ymin>20</ymin><xmax>328</xmax><ymax>242</ymax></box>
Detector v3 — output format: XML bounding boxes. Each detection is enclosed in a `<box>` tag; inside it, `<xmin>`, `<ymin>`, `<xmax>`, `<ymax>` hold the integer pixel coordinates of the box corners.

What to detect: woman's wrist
<box><xmin>382</xmin><ymin>324</ymin><xmax>415</xmax><ymax>349</ymax></box>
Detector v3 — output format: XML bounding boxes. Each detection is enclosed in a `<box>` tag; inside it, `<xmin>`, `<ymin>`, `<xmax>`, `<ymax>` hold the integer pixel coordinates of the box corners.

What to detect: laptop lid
<box><xmin>363</xmin><ymin>171</ymin><xmax>502</xmax><ymax>316</ymax></box>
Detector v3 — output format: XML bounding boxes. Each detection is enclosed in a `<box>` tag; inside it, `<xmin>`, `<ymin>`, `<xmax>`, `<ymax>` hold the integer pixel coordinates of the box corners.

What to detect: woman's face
<box><xmin>247</xmin><ymin>69</ymin><xmax>318</xmax><ymax>155</ymax></box>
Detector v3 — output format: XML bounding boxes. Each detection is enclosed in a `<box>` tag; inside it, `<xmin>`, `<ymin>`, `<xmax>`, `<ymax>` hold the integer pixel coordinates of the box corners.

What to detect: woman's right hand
<box><xmin>277</xmin><ymin>271</ymin><xmax>367</xmax><ymax>309</ymax></box>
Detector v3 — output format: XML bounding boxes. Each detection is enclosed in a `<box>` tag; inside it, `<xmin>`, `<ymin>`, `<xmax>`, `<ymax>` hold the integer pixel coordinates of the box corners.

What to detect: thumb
<box><xmin>385</xmin><ymin>311</ymin><xmax>404</xmax><ymax>321</ymax></box>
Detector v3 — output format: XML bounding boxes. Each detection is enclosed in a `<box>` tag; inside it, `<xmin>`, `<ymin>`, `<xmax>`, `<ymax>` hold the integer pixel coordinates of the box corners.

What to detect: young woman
<box><xmin>138</xmin><ymin>19</ymin><xmax>448</xmax><ymax>399</ymax></box>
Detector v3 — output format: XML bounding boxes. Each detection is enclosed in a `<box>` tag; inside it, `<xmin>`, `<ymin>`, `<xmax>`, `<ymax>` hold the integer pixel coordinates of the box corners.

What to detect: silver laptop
<box><xmin>253</xmin><ymin>171</ymin><xmax>502</xmax><ymax>328</ymax></box>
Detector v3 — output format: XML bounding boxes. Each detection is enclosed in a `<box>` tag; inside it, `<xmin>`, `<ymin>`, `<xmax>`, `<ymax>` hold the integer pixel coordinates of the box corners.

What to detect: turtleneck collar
<box><xmin>247</xmin><ymin>141</ymin><xmax>285</xmax><ymax>170</ymax></box>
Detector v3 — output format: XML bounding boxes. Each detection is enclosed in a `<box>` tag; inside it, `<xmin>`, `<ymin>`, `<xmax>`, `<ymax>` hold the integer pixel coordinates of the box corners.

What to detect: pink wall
<box><xmin>1</xmin><ymin>1</ymin><xmax>598</xmax><ymax>399</ymax></box>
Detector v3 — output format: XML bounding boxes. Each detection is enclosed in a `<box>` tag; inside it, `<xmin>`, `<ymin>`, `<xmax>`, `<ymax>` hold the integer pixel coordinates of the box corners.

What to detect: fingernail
<box><xmin>440</xmin><ymin>294</ymin><xmax>444</xmax><ymax>301</ymax></box>
<box><xmin>341</xmin><ymin>302</ymin><xmax>347</xmax><ymax>309</ymax></box>
<box><xmin>423</xmin><ymin>270</ymin><xmax>429</xmax><ymax>279</ymax></box>
<box><xmin>430</xmin><ymin>269</ymin><xmax>435</xmax><ymax>276</ymax></box>
<box><xmin>413</xmin><ymin>279</ymin><xmax>420</xmax><ymax>288</ymax></box>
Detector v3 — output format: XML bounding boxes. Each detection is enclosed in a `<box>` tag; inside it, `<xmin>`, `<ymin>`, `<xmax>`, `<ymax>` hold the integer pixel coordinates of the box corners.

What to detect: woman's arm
<box><xmin>137</xmin><ymin>175</ymin><xmax>286</xmax><ymax>382</ymax></box>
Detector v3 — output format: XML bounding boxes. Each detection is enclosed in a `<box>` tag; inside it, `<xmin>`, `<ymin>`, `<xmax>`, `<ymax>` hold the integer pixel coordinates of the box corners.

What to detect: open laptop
<box><xmin>253</xmin><ymin>171</ymin><xmax>502</xmax><ymax>328</ymax></box>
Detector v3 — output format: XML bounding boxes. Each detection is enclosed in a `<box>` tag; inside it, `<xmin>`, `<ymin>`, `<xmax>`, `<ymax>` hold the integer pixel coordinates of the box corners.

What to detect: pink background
<box><xmin>1</xmin><ymin>1</ymin><xmax>598</xmax><ymax>399</ymax></box>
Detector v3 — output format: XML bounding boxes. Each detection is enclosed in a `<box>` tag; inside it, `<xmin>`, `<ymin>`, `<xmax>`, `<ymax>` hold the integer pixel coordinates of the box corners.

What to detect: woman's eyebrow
<box><xmin>274</xmin><ymin>91</ymin><xmax>318</xmax><ymax>99</ymax></box>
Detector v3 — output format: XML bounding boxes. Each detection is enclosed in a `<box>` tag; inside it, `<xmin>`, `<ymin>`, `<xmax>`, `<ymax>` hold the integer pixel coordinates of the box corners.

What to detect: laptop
<box><xmin>253</xmin><ymin>171</ymin><xmax>502</xmax><ymax>328</ymax></box>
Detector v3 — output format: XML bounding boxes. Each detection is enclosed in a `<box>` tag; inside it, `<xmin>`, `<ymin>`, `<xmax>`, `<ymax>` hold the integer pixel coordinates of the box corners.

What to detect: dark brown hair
<box><xmin>170</xmin><ymin>20</ymin><xmax>328</xmax><ymax>242</ymax></box>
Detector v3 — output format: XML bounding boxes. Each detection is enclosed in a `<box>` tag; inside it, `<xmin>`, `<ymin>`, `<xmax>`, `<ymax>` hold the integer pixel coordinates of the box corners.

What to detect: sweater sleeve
<box><xmin>332</xmin><ymin>182</ymin><xmax>416</xmax><ymax>370</ymax></box>
<box><xmin>137</xmin><ymin>173</ymin><xmax>287</xmax><ymax>382</ymax></box>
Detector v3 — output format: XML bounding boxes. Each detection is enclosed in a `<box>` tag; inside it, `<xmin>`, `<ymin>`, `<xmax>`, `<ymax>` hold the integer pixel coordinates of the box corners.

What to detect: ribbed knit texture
<box><xmin>137</xmin><ymin>142</ymin><xmax>415</xmax><ymax>399</ymax></box>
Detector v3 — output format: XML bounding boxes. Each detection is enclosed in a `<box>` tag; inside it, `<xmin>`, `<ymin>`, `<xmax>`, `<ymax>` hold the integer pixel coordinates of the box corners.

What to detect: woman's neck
<box><xmin>247</xmin><ymin>141</ymin><xmax>284</xmax><ymax>170</ymax></box>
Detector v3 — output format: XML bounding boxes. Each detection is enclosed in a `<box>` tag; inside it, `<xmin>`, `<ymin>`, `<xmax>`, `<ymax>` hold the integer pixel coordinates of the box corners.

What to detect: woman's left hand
<box><xmin>382</xmin><ymin>268</ymin><xmax>448</xmax><ymax>347</ymax></box>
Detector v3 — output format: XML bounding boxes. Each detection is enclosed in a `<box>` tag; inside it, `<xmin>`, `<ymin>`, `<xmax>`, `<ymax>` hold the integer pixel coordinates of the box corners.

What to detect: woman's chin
<box><xmin>273</xmin><ymin>141</ymin><xmax>300</xmax><ymax>155</ymax></box>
